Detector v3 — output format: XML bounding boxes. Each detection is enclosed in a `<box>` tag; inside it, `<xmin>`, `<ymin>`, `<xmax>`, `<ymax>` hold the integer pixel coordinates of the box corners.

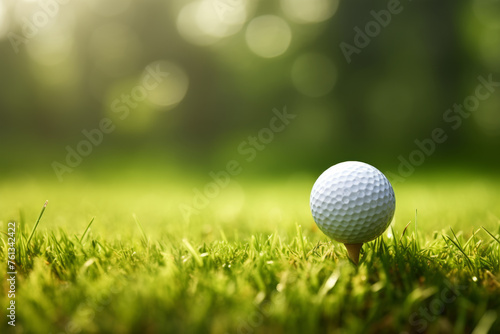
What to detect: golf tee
<box><xmin>344</xmin><ymin>243</ymin><xmax>363</xmax><ymax>265</ymax></box>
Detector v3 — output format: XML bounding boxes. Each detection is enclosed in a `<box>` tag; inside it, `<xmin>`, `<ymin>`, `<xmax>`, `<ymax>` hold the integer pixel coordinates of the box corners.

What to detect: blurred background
<box><xmin>0</xmin><ymin>0</ymin><xmax>499</xmax><ymax>177</ymax></box>
<box><xmin>0</xmin><ymin>0</ymin><xmax>499</xmax><ymax>235</ymax></box>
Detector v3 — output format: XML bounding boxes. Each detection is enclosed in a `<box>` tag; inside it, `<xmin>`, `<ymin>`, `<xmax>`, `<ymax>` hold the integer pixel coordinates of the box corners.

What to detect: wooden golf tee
<box><xmin>344</xmin><ymin>243</ymin><xmax>363</xmax><ymax>265</ymax></box>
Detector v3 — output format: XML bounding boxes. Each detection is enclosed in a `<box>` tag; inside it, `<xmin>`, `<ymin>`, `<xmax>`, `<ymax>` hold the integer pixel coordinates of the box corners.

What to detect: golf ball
<box><xmin>310</xmin><ymin>161</ymin><xmax>395</xmax><ymax>244</ymax></box>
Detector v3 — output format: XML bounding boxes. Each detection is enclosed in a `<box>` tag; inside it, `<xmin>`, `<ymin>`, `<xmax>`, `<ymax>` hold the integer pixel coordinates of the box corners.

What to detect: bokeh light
<box><xmin>89</xmin><ymin>23</ymin><xmax>143</xmax><ymax>77</ymax></box>
<box><xmin>245</xmin><ymin>15</ymin><xmax>292</xmax><ymax>58</ymax></box>
<box><xmin>0</xmin><ymin>0</ymin><xmax>8</xmax><ymax>40</ymax></box>
<box><xmin>26</xmin><ymin>27</ymin><xmax>73</xmax><ymax>67</ymax></box>
<box><xmin>280</xmin><ymin>0</ymin><xmax>339</xmax><ymax>24</ymax></box>
<box><xmin>86</xmin><ymin>0</ymin><xmax>132</xmax><ymax>17</ymax></box>
<box><xmin>143</xmin><ymin>60</ymin><xmax>190</xmax><ymax>109</ymax></box>
<box><xmin>291</xmin><ymin>53</ymin><xmax>336</xmax><ymax>97</ymax></box>
<box><xmin>176</xmin><ymin>0</ymin><xmax>248</xmax><ymax>46</ymax></box>
<box><xmin>29</xmin><ymin>56</ymin><xmax>80</xmax><ymax>89</ymax></box>
<box><xmin>177</xmin><ymin>1</ymin><xmax>217</xmax><ymax>46</ymax></box>
<box><xmin>13</xmin><ymin>0</ymin><xmax>35</xmax><ymax>21</ymax></box>
<box><xmin>197</xmin><ymin>0</ymin><xmax>247</xmax><ymax>37</ymax></box>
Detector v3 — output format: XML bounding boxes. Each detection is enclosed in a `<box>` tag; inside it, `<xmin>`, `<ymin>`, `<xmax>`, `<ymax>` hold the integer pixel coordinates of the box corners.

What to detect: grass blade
<box><xmin>219</xmin><ymin>228</ymin><xmax>228</xmax><ymax>243</ymax></box>
<box><xmin>443</xmin><ymin>231</ymin><xmax>473</xmax><ymax>268</ymax></box>
<box><xmin>133</xmin><ymin>214</ymin><xmax>149</xmax><ymax>247</ymax></box>
<box><xmin>27</xmin><ymin>200</ymin><xmax>48</xmax><ymax>245</ymax></box>
<box><xmin>415</xmin><ymin>209</ymin><xmax>418</xmax><ymax>235</ymax></box>
<box><xmin>400</xmin><ymin>221</ymin><xmax>412</xmax><ymax>243</ymax></box>
<box><xmin>79</xmin><ymin>217</ymin><xmax>95</xmax><ymax>243</ymax></box>
<box><xmin>463</xmin><ymin>228</ymin><xmax>480</xmax><ymax>250</ymax></box>
<box><xmin>183</xmin><ymin>239</ymin><xmax>203</xmax><ymax>267</ymax></box>
<box><xmin>296</xmin><ymin>224</ymin><xmax>307</xmax><ymax>259</ymax></box>
<box><xmin>481</xmin><ymin>226</ymin><xmax>500</xmax><ymax>245</ymax></box>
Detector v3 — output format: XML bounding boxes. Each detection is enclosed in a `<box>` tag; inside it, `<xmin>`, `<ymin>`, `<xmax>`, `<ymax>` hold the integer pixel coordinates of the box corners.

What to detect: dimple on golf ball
<box><xmin>310</xmin><ymin>161</ymin><xmax>396</xmax><ymax>244</ymax></box>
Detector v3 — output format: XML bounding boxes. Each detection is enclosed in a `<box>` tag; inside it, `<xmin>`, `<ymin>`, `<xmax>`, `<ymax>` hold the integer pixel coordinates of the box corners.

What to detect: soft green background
<box><xmin>0</xmin><ymin>0</ymin><xmax>499</xmax><ymax>233</ymax></box>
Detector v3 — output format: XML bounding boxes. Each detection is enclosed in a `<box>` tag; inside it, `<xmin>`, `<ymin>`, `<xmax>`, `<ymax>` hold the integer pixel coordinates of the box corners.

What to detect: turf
<box><xmin>1</xmin><ymin>171</ymin><xmax>499</xmax><ymax>333</ymax></box>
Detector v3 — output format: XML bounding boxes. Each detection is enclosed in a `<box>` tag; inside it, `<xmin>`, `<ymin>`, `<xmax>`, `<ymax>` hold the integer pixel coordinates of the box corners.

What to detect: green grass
<box><xmin>1</xmin><ymin>171</ymin><xmax>499</xmax><ymax>333</ymax></box>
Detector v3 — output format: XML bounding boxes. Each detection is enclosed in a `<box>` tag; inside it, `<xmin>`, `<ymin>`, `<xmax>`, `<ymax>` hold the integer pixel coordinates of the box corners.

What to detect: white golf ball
<box><xmin>310</xmin><ymin>161</ymin><xmax>395</xmax><ymax>244</ymax></box>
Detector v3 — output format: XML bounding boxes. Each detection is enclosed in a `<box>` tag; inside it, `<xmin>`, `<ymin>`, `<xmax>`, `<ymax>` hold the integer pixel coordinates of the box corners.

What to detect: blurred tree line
<box><xmin>0</xmin><ymin>0</ymin><xmax>498</xmax><ymax>178</ymax></box>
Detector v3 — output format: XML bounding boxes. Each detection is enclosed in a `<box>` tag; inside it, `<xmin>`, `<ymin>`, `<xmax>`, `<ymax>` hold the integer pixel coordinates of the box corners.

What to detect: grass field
<box><xmin>1</xmin><ymin>169</ymin><xmax>499</xmax><ymax>333</ymax></box>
